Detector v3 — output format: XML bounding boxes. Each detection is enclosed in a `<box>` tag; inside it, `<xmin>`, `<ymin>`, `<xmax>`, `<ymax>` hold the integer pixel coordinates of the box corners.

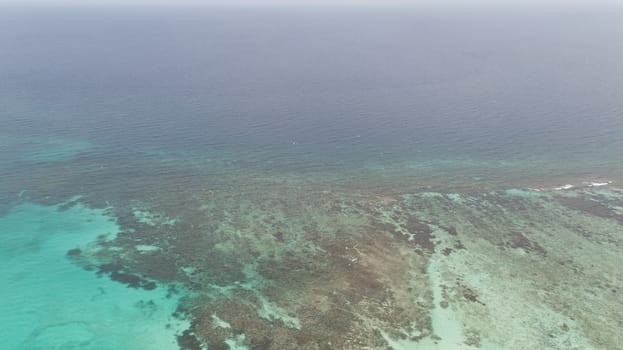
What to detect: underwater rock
<box><xmin>66</xmin><ymin>248</ymin><xmax>82</xmax><ymax>256</ymax></box>
<box><xmin>177</xmin><ymin>329</ymin><xmax>203</xmax><ymax>350</ymax></box>
<box><xmin>97</xmin><ymin>263</ymin><xmax>158</xmax><ymax>291</ymax></box>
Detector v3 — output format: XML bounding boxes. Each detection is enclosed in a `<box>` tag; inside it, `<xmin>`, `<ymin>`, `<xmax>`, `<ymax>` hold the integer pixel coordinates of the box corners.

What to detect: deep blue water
<box><xmin>2</xmin><ymin>6</ymin><xmax>623</xmax><ymax>187</ymax></box>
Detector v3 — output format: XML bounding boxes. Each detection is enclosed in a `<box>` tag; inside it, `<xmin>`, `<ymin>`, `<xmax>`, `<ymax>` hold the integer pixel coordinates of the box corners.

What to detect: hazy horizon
<box><xmin>2</xmin><ymin>0</ymin><xmax>622</xmax><ymax>9</ymax></box>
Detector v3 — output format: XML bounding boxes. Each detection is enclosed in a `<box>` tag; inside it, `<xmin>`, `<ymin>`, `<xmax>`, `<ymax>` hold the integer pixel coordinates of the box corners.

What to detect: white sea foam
<box><xmin>588</xmin><ymin>181</ymin><xmax>612</xmax><ymax>187</ymax></box>
<box><xmin>532</xmin><ymin>179</ymin><xmax>614</xmax><ymax>192</ymax></box>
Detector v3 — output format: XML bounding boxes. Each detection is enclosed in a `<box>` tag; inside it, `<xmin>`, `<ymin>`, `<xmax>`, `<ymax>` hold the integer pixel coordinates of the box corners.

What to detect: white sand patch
<box><xmin>255</xmin><ymin>294</ymin><xmax>301</xmax><ymax>329</ymax></box>
<box><xmin>211</xmin><ymin>314</ymin><xmax>231</xmax><ymax>329</ymax></box>
<box><xmin>224</xmin><ymin>334</ymin><xmax>249</xmax><ymax>350</ymax></box>
<box><xmin>135</xmin><ymin>244</ymin><xmax>162</xmax><ymax>253</ymax></box>
<box><xmin>382</xmin><ymin>248</ymin><xmax>479</xmax><ymax>349</ymax></box>
<box><xmin>446</xmin><ymin>193</ymin><xmax>465</xmax><ymax>203</ymax></box>
<box><xmin>132</xmin><ymin>208</ymin><xmax>177</xmax><ymax>226</ymax></box>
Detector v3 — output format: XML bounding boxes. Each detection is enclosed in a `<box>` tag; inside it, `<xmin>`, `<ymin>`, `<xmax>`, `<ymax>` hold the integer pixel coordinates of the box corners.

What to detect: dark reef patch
<box><xmin>406</xmin><ymin>218</ymin><xmax>435</xmax><ymax>253</ymax></box>
<box><xmin>57</xmin><ymin>198</ymin><xmax>81</xmax><ymax>212</ymax></box>
<box><xmin>506</xmin><ymin>232</ymin><xmax>547</xmax><ymax>256</ymax></box>
<box><xmin>558</xmin><ymin>196</ymin><xmax>623</xmax><ymax>224</ymax></box>
<box><xmin>458</xmin><ymin>283</ymin><xmax>486</xmax><ymax>306</ymax></box>
<box><xmin>96</xmin><ymin>263</ymin><xmax>157</xmax><ymax>290</ymax></box>
<box><xmin>66</xmin><ymin>248</ymin><xmax>82</xmax><ymax>257</ymax></box>
<box><xmin>463</xmin><ymin>288</ymin><xmax>485</xmax><ymax>305</ymax></box>
<box><xmin>272</xmin><ymin>231</ymin><xmax>285</xmax><ymax>242</ymax></box>
<box><xmin>177</xmin><ymin>329</ymin><xmax>203</xmax><ymax>350</ymax></box>
<box><xmin>454</xmin><ymin>240</ymin><xmax>466</xmax><ymax>250</ymax></box>
<box><xmin>442</xmin><ymin>225</ymin><xmax>458</xmax><ymax>236</ymax></box>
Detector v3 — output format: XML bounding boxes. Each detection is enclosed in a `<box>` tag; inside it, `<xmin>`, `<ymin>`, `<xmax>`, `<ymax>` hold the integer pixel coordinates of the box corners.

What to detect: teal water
<box><xmin>0</xmin><ymin>200</ymin><xmax>187</xmax><ymax>350</ymax></box>
<box><xmin>1</xmin><ymin>4</ymin><xmax>623</xmax><ymax>350</ymax></box>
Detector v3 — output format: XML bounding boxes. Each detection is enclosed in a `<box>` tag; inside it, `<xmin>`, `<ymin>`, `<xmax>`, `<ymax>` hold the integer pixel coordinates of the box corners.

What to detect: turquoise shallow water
<box><xmin>0</xmin><ymin>200</ymin><xmax>187</xmax><ymax>350</ymax></box>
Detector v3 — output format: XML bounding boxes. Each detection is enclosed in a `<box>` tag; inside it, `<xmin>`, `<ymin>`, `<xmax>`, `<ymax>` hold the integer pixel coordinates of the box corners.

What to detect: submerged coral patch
<box><xmin>83</xmin><ymin>188</ymin><xmax>623</xmax><ymax>348</ymax></box>
<box><xmin>97</xmin><ymin>263</ymin><xmax>158</xmax><ymax>290</ymax></box>
<box><xmin>7</xmin><ymin>176</ymin><xmax>623</xmax><ymax>350</ymax></box>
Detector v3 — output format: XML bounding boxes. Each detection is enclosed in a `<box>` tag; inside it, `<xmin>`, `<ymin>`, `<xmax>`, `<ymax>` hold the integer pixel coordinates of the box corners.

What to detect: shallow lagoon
<box><xmin>0</xmin><ymin>201</ymin><xmax>187</xmax><ymax>350</ymax></box>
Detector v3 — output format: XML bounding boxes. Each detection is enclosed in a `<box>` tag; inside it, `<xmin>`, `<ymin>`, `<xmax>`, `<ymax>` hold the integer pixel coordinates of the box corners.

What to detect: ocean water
<box><xmin>1</xmin><ymin>4</ymin><xmax>623</xmax><ymax>350</ymax></box>
<box><xmin>0</xmin><ymin>200</ymin><xmax>187</xmax><ymax>350</ymax></box>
